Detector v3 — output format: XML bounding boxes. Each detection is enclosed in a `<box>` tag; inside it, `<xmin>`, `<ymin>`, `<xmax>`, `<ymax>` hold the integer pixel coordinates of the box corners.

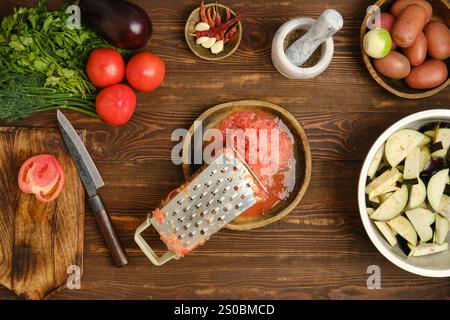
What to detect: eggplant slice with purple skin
<box><xmin>79</xmin><ymin>0</ymin><xmax>152</xmax><ymax>50</ymax></box>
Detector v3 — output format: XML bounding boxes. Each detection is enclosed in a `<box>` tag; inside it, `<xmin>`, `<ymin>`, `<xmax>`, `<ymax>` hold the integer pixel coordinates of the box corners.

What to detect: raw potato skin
<box><xmin>405</xmin><ymin>59</ymin><xmax>448</xmax><ymax>89</ymax></box>
<box><xmin>424</xmin><ymin>22</ymin><xmax>450</xmax><ymax>60</ymax></box>
<box><xmin>374</xmin><ymin>12</ymin><xmax>396</xmax><ymax>33</ymax></box>
<box><xmin>374</xmin><ymin>51</ymin><xmax>411</xmax><ymax>79</ymax></box>
<box><xmin>390</xmin><ymin>0</ymin><xmax>433</xmax><ymax>22</ymax></box>
<box><xmin>392</xmin><ymin>4</ymin><xmax>428</xmax><ymax>48</ymax></box>
<box><xmin>403</xmin><ymin>32</ymin><xmax>427</xmax><ymax>66</ymax></box>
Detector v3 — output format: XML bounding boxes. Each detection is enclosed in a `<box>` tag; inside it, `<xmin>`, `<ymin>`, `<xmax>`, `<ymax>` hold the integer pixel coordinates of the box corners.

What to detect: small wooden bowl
<box><xmin>185</xmin><ymin>3</ymin><xmax>242</xmax><ymax>61</ymax></box>
<box><xmin>181</xmin><ymin>100</ymin><xmax>312</xmax><ymax>230</ymax></box>
<box><xmin>360</xmin><ymin>0</ymin><xmax>450</xmax><ymax>99</ymax></box>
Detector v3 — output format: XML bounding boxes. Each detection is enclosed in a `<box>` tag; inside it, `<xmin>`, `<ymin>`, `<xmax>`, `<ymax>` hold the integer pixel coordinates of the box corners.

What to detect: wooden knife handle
<box><xmin>88</xmin><ymin>195</ymin><xmax>128</xmax><ymax>267</ymax></box>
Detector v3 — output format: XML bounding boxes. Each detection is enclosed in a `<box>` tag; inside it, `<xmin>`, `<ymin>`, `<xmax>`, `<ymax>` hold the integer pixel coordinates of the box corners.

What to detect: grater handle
<box><xmin>134</xmin><ymin>217</ymin><xmax>178</xmax><ymax>266</ymax></box>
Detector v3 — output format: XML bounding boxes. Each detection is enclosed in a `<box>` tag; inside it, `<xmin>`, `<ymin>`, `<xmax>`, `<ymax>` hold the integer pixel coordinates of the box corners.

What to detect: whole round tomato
<box><xmin>126</xmin><ymin>52</ymin><xmax>165</xmax><ymax>92</ymax></box>
<box><xmin>86</xmin><ymin>48</ymin><xmax>125</xmax><ymax>88</ymax></box>
<box><xmin>96</xmin><ymin>84</ymin><xmax>136</xmax><ymax>126</ymax></box>
<box><xmin>18</xmin><ymin>154</ymin><xmax>65</xmax><ymax>203</ymax></box>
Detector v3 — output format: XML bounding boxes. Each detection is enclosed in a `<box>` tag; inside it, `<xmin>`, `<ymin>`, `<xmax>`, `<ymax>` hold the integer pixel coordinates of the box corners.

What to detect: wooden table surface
<box><xmin>0</xmin><ymin>0</ymin><xmax>449</xmax><ymax>300</ymax></box>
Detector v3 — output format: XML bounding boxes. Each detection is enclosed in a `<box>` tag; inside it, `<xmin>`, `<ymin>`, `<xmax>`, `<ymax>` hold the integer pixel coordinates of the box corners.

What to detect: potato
<box><xmin>403</xmin><ymin>32</ymin><xmax>427</xmax><ymax>66</ymax></box>
<box><xmin>405</xmin><ymin>59</ymin><xmax>448</xmax><ymax>89</ymax></box>
<box><xmin>424</xmin><ymin>22</ymin><xmax>450</xmax><ymax>60</ymax></box>
<box><xmin>374</xmin><ymin>12</ymin><xmax>396</xmax><ymax>33</ymax></box>
<box><xmin>393</xmin><ymin>4</ymin><xmax>428</xmax><ymax>48</ymax></box>
<box><xmin>391</xmin><ymin>0</ymin><xmax>433</xmax><ymax>22</ymax></box>
<box><xmin>374</xmin><ymin>51</ymin><xmax>411</xmax><ymax>79</ymax></box>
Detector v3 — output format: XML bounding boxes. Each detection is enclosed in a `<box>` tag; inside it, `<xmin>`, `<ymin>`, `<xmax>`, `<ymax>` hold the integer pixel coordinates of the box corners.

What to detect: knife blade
<box><xmin>57</xmin><ymin>110</ymin><xmax>104</xmax><ymax>197</ymax></box>
<box><xmin>57</xmin><ymin>110</ymin><xmax>128</xmax><ymax>267</ymax></box>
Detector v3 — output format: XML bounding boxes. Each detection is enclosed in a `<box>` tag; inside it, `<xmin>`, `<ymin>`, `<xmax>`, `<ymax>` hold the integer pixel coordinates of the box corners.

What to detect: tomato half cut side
<box><xmin>18</xmin><ymin>154</ymin><xmax>65</xmax><ymax>203</ymax></box>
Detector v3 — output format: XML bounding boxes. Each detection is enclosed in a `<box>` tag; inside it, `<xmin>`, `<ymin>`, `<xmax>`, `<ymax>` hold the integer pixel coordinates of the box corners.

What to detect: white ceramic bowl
<box><xmin>358</xmin><ymin>109</ymin><xmax>450</xmax><ymax>278</ymax></box>
<box><xmin>271</xmin><ymin>17</ymin><xmax>334</xmax><ymax>80</ymax></box>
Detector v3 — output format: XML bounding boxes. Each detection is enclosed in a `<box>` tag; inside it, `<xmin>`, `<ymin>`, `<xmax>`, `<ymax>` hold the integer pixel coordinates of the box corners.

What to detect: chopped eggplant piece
<box><xmin>419</xmin><ymin>148</ymin><xmax>431</xmax><ymax>172</ymax></box>
<box><xmin>368</xmin><ymin>144</ymin><xmax>384</xmax><ymax>179</ymax></box>
<box><xmin>405</xmin><ymin>208</ymin><xmax>435</xmax><ymax>243</ymax></box>
<box><xmin>388</xmin><ymin>215</ymin><xmax>417</xmax><ymax>246</ymax></box>
<box><xmin>366</xmin><ymin>194</ymin><xmax>380</xmax><ymax>209</ymax></box>
<box><xmin>432</xmin><ymin>128</ymin><xmax>450</xmax><ymax>158</ymax></box>
<box><xmin>404</xmin><ymin>147</ymin><xmax>421</xmax><ymax>180</ymax></box>
<box><xmin>407</xmin><ymin>178</ymin><xmax>426</xmax><ymax>209</ymax></box>
<box><xmin>368</xmin><ymin>184</ymin><xmax>399</xmax><ymax>200</ymax></box>
<box><xmin>374</xmin><ymin>221</ymin><xmax>398</xmax><ymax>247</ymax></box>
<box><xmin>407</xmin><ymin>243</ymin><xmax>416</xmax><ymax>257</ymax></box>
<box><xmin>434</xmin><ymin>214</ymin><xmax>449</xmax><ymax>245</ymax></box>
<box><xmin>427</xmin><ymin>169</ymin><xmax>449</xmax><ymax>212</ymax></box>
<box><xmin>437</xmin><ymin>194</ymin><xmax>450</xmax><ymax>220</ymax></box>
<box><xmin>385</xmin><ymin>129</ymin><xmax>427</xmax><ymax>167</ymax></box>
<box><xmin>371</xmin><ymin>185</ymin><xmax>408</xmax><ymax>221</ymax></box>
<box><xmin>429</xmin><ymin>141</ymin><xmax>443</xmax><ymax>153</ymax></box>
<box><xmin>397</xmin><ymin>235</ymin><xmax>412</xmax><ymax>255</ymax></box>
<box><xmin>379</xmin><ymin>192</ymin><xmax>393</xmax><ymax>203</ymax></box>
<box><xmin>412</xmin><ymin>242</ymin><xmax>448</xmax><ymax>257</ymax></box>
<box><xmin>365</xmin><ymin>168</ymin><xmax>402</xmax><ymax>195</ymax></box>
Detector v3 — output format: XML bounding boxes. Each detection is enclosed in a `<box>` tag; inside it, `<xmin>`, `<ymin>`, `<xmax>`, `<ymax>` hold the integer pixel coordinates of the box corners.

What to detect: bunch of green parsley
<box><xmin>0</xmin><ymin>0</ymin><xmax>123</xmax><ymax>121</ymax></box>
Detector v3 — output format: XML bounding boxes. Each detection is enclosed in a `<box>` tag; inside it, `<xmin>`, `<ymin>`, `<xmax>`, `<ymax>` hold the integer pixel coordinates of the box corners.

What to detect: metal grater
<box><xmin>135</xmin><ymin>148</ymin><xmax>265</xmax><ymax>266</ymax></box>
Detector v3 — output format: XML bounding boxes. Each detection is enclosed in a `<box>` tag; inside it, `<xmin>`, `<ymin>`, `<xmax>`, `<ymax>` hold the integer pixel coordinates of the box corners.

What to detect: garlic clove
<box><xmin>195</xmin><ymin>22</ymin><xmax>210</xmax><ymax>32</ymax></box>
<box><xmin>196</xmin><ymin>36</ymin><xmax>210</xmax><ymax>45</ymax></box>
<box><xmin>210</xmin><ymin>40</ymin><xmax>224</xmax><ymax>54</ymax></box>
<box><xmin>201</xmin><ymin>37</ymin><xmax>216</xmax><ymax>49</ymax></box>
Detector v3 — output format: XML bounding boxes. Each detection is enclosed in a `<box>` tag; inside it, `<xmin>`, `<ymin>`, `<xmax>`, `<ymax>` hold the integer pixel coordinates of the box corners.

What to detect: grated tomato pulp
<box><xmin>217</xmin><ymin>110</ymin><xmax>296</xmax><ymax>219</ymax></box>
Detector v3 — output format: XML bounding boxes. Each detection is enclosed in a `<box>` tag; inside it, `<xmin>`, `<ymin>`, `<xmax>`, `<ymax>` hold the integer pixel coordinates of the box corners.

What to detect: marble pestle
<box><xmin>285</xmin><ymin>9</ymin><xmax>343</xmax><ymax>67</ymax></box>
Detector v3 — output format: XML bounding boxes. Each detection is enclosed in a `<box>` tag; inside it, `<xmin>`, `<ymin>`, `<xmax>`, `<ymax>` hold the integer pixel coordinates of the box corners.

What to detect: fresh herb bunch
<box><xmin>0</xmin><ymin>69</ymin><xmax>96</xmax><ymax>122</ymax></box>
<box><xmin>0</xmin><ymin>0</ymin><xmax>121</xmax><ymax>96</ymax></box>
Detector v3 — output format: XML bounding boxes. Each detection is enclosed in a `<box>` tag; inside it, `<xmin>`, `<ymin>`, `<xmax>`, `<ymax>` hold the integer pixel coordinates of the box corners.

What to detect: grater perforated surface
<box><xmin>150</xmin><ymin>149</ymin><xmax>260</xmax><ymax>257</ymax></box>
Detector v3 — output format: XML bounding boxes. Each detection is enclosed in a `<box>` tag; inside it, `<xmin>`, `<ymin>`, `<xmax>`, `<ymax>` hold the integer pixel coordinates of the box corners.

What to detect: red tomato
<box><xmin>96</xmin><ymin>84</ymin><xmax>136</xmax><ymax>126</ymax></box>
<box><xmin>126</xmin><ymin>52</ymin><xmax>165</xmax><ymax>92</ymax></box>
<box><xmin>86</xmin><ymin>48</ymin><xmax>125</xmax><ymax>88</ymax></box>
<box><xmin>18</xmin><ymin>154</ymin><xmax>65</xmax><ymax>203</ymax></box>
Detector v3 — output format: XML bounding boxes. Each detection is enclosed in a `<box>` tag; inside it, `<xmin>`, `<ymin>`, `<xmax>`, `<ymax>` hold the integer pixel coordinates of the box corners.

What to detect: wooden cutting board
<box><xmin>0</xmin><ymin>127</ymin><xmax>85</xmax><ymax>300</ymax></box>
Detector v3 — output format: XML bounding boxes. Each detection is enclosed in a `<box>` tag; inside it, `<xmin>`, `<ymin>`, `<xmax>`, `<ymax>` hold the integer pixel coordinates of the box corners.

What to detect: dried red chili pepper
<box><xmin>206</xmin><ymin>7</ymin><xmax>215</xmax><ymax>28</ymax></box>
<box><xmin>225</xmin><ymin>6</ymin><xmax>231</xmax><ymax>22</ymax></box>
<box><xmin>224</xmin><ymin>26</ymin><xmax>237</xmax><ymax>43</ymax></box>
<box><xmin>212</xmin><ymin>7</ymin><xmax>217</xmax><ymax>26</ymax></box>
<box><xmin>215</xmin><ymin>3</ymin><xmax>222</xmax><ymax>27</ymax></box>
<box><xmin>200</xmin><ymin>0</ymin><xmax>207</xmax><ymax>23</ymax></box>
<box><xmin>195</xmin><ymin>10</ymin><xmax>245</xmax><ymax>38</ymax></box>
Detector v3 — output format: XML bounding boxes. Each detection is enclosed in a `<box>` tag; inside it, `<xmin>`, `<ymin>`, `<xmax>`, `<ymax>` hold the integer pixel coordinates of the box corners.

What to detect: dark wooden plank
<box><xmin>10</xmin><ymin>111</ymin><xmax>417</xmax><ymax>162</ymax></box>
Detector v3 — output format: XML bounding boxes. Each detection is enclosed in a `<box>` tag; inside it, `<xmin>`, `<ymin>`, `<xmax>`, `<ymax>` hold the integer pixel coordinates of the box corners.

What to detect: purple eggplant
<box><xmin>79</xmin><ymin>0</ymin><xmax>152</xmax><ymax>50</ymax></box>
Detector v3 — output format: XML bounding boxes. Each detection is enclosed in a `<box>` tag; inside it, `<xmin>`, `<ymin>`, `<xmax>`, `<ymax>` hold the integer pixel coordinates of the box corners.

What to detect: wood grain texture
<box><xmin>0</xmin><ymin>0</ymin><xmax>449</xmax><ymax>300</ymax></box>
<box><xmin>0</xmin><ymin>128</ymin><xmax>84</xmax><ymax>300</ymax></box>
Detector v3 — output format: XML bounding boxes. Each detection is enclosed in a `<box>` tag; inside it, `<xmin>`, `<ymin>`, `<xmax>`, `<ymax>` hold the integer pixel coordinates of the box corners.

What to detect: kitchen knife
<box><xmin>57</xmin><ymin>110</ymin><xmax>128</xmax><ymax>267</ymax></box>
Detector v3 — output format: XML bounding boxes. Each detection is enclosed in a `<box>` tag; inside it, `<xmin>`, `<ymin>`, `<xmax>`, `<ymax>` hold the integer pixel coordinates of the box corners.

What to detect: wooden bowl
<box><xmin>181</xmin><ymin>100</ymin><xmax>312</xmax><ymax>230</ymax></box>
<box><xmin>360</xmin><ymin>0</ymin><xmax>450</xmax><ymax>99</ymax></box>
<box><xmin>185</xmin><ymin>3</ymin><xmax>242</xmax><ymax>61</ymax></box>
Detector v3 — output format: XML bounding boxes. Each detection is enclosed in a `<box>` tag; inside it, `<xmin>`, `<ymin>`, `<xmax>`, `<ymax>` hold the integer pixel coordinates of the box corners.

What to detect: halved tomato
<box><xmin>18</xmin><ymin>154</ymin><xmax>65</xmax><ymax>203</ymax></box>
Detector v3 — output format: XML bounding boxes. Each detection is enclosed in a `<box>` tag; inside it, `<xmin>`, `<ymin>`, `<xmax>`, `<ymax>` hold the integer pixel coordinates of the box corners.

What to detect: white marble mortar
<box><xmin>271</xmin><ymin>17</ymin><xmax>334</xmax><ymax>80</ymax></box>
